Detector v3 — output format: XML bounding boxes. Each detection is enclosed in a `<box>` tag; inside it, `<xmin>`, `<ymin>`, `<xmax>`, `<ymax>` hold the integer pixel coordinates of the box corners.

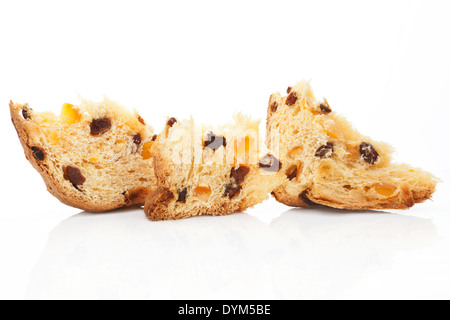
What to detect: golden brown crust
<box><xmin>270</xmin><ymin>189</ymin><xmax>313</xmax><ymax>208</ymax></box>
<box><xmin>10</xmin><ymin>100</ymin><xmax>155</xmax><ymax>212</ymax></box>
<box><xmin>144</xmin><ymin>187</ymin><xmax>242</xmax><ymax>221</ymax></box>
<box><xmin>144</xmin><ymin>187</ymin><xmax>176</xmax><ymax>221</ymax></box>
<box><xmin>308</xmin><ymin>185</ymin><xmax>433</xmax><ymax>210</ymax></box>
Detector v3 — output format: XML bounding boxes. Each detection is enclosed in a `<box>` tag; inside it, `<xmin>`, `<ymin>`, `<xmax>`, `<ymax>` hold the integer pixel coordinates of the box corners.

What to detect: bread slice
<box><xmin>266</xmin><ymin>81</ymin><xmax>438</xmax><ymax>210</ymax></box>
<box><xmin>10</xmin><ymin>98</ymin><xmax>157</xmax><ymax>212</ymax></box>
<box><xmin>145</xmin><ymin>114</ymin><xmax>286</xmax><ymax>220</ymax></box>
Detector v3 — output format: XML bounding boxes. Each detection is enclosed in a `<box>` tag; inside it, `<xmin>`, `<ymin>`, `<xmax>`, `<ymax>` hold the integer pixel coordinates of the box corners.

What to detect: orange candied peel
<box><xmin>193</xmin><ymin>186</ymin><xmax>212</xmax><ymax>201</ymax></box>
<box><xmin>141</xmin><ymin>142</ymin><xmax>153</xmax><ymax>159</ymax></box>
<box><xmin>372</xmin><ymin>183</ymin><xmax>397</xmax><ymax>197</ymax></box>
<box><xmin>60</xmin><ymin>103</ymin><xmax>81</xmax><ymax>124</ymax></box>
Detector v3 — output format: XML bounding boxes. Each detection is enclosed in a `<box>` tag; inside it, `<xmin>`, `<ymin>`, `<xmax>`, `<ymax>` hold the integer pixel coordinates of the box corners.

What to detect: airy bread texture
<box><xmin>145</xmin><ymin>114</ymin><xmax>286</xmax><ymax>220</ymax></box>
<box><xmin>10</xmin><ymin>99</ymin><xmax>157</xmax><ymax>212</ymax></box>
<box><xmin>266</xmin><ymin>81</ymin><xmax>438</xmax><ymax>210</ymax></box>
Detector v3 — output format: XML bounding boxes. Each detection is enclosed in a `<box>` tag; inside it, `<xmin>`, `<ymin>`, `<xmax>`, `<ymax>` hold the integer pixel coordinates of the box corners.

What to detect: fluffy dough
<box><xmin>266</xmin><ymin>81</ymin><xmax>438</xmax><ymax>210</ymax></box>
<box><xmin>145</xmin><ymin>114</ymin><xmax>286</xmax><ymax>220</ymax></box>
<box><xmin>10</xmin><ymin>99</ymin><xmax>157</xmax><ymax>212</ymax></box>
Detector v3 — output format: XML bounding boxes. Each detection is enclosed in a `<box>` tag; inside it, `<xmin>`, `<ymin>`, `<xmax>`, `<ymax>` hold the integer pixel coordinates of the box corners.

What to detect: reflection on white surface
<box><xmin>269</xmin><ymin>208</ymin><xmax>437</xmax><ymax>299</ymax></box>
<box><xmin>26</xmin><ymin>208</ymin><xmax>437</xmax><ymax>299</ymax></box>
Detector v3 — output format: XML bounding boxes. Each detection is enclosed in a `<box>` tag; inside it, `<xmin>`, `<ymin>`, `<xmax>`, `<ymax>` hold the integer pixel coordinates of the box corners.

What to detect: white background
<box><xmin>1</xmin><ymin>0</ymin><xmax>449</xmax><ymax>300</ymax></box>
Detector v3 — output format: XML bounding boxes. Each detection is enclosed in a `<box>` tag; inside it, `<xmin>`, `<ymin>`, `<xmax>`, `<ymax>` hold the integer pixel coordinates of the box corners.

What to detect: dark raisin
<box><xmin>287</xmin><ymin>166</ymin><xmax>298</xmax><ymax>181</ymax></box>
<box><xmin>319</xmin><ymin>101</ymin><xmax>332</xmax><ymax>113</ymax></box>
<box><xmin>64</xmin><ymin>166</ymin><xmax>86</xmax><ymax>186</ymax></box>
<box><xmin>224</xmin><ymin>183</ymin><xmax>242</xmax><ymax>199</ymax></box>
<box><xmin>259</xmin><ymin>154</ymin><xmax>282</xmax><ymax>172</ymax></box>
<box><xmin>152</xmin><ymin>134</ymin><xmax>158</xmax><ymax>141</ymax></box>
<box><xmin>204</xmin><ymin>132</ymin><xmax>227</xmax><ymax>151</ymax></box>
<box><xmin>31</xmin><ymin>147</ymin><xmax>45</xmax><ymax>161</ymax></box>
<box><xmin>286</xmin><ymin>92</ymin><xmax>298</xmax><ymax>106</ymax></box>
<box><xmin>315</xmin><ymin>142</ymin><xmax>334</xmax><ymax>158</ymax></box>
<box><xmin>90</xmin><ymin>117</ymin><xmax>112</xmax><ymax>135</ymax></box>
<box><xmin>271</xmin><ymin>102</ymin><xmax>278</xmax><ymax>112</ymax></box>
<box><xmin>167</xmin><ymin>117</ymin><xmax>177</xmax><ymax>127</ymax></box>
<box><xmin>22</xmin><ymin>106</ymin><xmax>32</xmax><ymax>120</ymax></box>
<box><xmin>360</xmin><ymin>142</ymin><xmax>380</xmax><ymax>164</ymax></box>
<box><xmin>177</xmin><ymin>188</ymin><xmax>188</xmax><ymax>203</ymax></box>
<box><xmin>133</xmin><ymin>133</ymin><xmax>142</xmax><ymax>147</ymax></box>
<box><xmin>138</xmin><ymin>115</ymin><xmax>146</xmax><ymax>125</ymax></box>
<box><xmin>230</xmin><ymin>166</ymin><xmax>250</xmax><ymax>185</ymax></box>
<box><xmin>224</xmin><ymin>166</ymin><xmax>250</xmax><ymax>198</ymax></box>
<box><xmin>287</xmin><ymin>87</ymin><xmax>292</xmax><ymax>94</ymax></box>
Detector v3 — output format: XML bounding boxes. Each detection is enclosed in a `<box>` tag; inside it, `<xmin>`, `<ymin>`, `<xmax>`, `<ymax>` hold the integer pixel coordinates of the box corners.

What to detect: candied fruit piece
<box><xmin>288</xmin><ymin>146</ymin><xmax>303</xmax><ymax>159</ymax></box>
<box><xmin>141</xmin><ymin>142</ymin><xmax>153</xmax><ymax>159</ymax></box>
<box><xmin>372</xmin><ymin>183</ymin><xmax>397</xmax><ymax>197</ymax></box>
<box><xmin>48</xmin><ymin>132</ymin><xmax>60</xmax><ymax>144</ymax></box>
<box><xmin>193</xmin><ymin>186</ymin><xmax>212</xmax><ymax>201</ymax></box>
<box><xmin>60</xmin><ymin>103</ymin><xmax>81</xmax><ymax>124</ymax></box>
<box><xmin>125</xmin><ymin>114</ymin><xmax>146</xmax><ymax>131</ymax></box>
